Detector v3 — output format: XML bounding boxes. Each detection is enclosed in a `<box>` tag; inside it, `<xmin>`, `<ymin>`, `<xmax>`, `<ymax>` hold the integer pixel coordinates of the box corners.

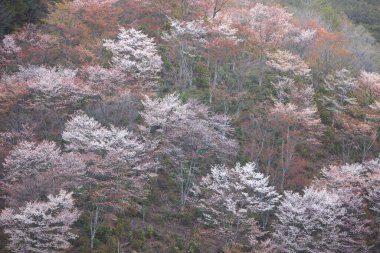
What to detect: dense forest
<box><xmin>0</xmin><ymin>0</ymin><xmax>380</xmax><ymax>252</ymax></box>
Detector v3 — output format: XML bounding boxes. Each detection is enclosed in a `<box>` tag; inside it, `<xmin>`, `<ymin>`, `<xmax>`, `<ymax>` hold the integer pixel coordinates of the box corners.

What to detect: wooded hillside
<box><xmin>0</xmin><ymin>0</ymin><xmax>379</xmax><ymax>252</ymax></box>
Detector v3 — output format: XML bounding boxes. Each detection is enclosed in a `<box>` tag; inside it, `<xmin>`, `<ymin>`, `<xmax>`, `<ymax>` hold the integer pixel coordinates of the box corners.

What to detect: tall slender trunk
<box><xmin>90</xmin><ymin>205</ymin><xmax>99</xmax><ymax>253</ymax></box>
<box><xmin>258</xmin><ymin>50</ymin><xmax>265</xmax><ymax>86</ymax></box>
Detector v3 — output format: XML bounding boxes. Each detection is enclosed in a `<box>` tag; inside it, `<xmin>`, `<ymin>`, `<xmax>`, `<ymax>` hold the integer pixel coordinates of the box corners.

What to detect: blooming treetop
<box><xmin>274</xmin><ymin>187</ymin><xmax>368</xmax><ymax>253</ymax></box>
<box><xmin>63</xmin><ymin>111</ymin><xmax>144</xmax><ymax>159</ymax></box>
<box><xmin>103</xmin><ymin>28</ymin><xmax>162</xmax><ymax>80</ymax></box>
<box><xmin>0</xmin><ymin>190</ymin><xmax>81</xmax><ymax>253</ymax></box>
<box><xmin>194</xmin><ymin>162</ymin><xmax>280</xmax><ymax>246</ymax></box>
<box><xmin>2</xmin><ymin>140</ymin><xmax>87</xmax><ymax>185</ymax></box>
<box><xmin>266</xmin><ymin>50</ymin><xmax>311</xmax><ymax>77</ymax></box>
<box><xmin>141</xmin><ymin>94</ymin><xmax>237</xmax><ymax>159</ymax></box>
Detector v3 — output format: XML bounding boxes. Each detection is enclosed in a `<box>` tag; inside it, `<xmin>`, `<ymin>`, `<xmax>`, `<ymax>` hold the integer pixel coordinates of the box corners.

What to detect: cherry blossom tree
<box><xmin>62</xmin><ymin>111</ymin><xmax>154</xmax><ymax>249</ymax></box>
<box><xmin>271</xmin><ymin>77</ymin><xmax>295</xmax><ymax>103</ymax></box>
<box><xmin>316</xmin><ymin>159</ymin><xmax>380</xmax><ymax>191</ymax></box>
<box><xmin>62</xmin><ymin>112</ymin><xmax>103</xmax><ymax>151</ymax></box>
<box><xmin>359</xmin><ymin>70</ymin><xmax>380</xmax><ymax>90</ymax></box>
<box><xmin>269</xmin><ymin>74</ymin><xmax>319</xmax><ymax>177</ymax></box>
<box><xmin>3</xmin><ymin>141</ymin><xmax>61</xmax><ymax>181</ymax></box>
<box><xmin>193</xmin><ymin>162</ymin><xmax>280</xmax><ymax>246</ymax></box>
<box><xmin>1</xmin><ymin>65</ymin><xmax>96</xmax><ymax>109</ymax></box>
<box><xmin>335</xmin><ymin>114</ymin><xmax>379</xmax><ymax>161</ymax></box>
<box><xmin>245</xmin><ymin>3</ymin><xmax>294</xmax><ymax>48</ymax></box>
<box><xmin>2</xmin><ymin>140</ymin><xmax>87</xmax><ymax>206</ymax></box>
<box><xmin>0</xmin><ymin>190</ymin><xmax>81</xmax><ymax>253</ymax></box>
<box><xmin>317</xmin><ymin>159</ymin><xmax>380</xmax><ymax>208</ymax></box>
<box><xmin>142</xmin><ymin>94</ymin><xmax>237</xmax><ymax>209</ymax></box>
<box><xmin>286</xmin><ymin>26</ymin><xmax>316</xmax><ymax>51</ymax></box>
<box><xmin>358</xmin><ymin>70</ymin><xmax>380</xmax><ymax>104</ymax></box>
<box><xmin>163</xmin><ymin>18</ymin><xmax>207</xmax><ymax>41</ymax></box>
<box><xmin>62</xmin><ymin>110</ymin><xmax>152</xmax><ymax>192</ymax></box>
<box><xmin>313</xmin><ymin>160</ymin><xmax>379</xmax><ymax>250</ymax></box>
<box><xmin>368</xmin><ymin>184</ymin><xmax>380</xmax><ymax>214</ymax></box>
<box><xmin>266</xmin><ymin>50</ymin><xmax>311</xmax><ymax>77</ymax></box>
<box><xmin>63</xmin><ymin>111</ymin><xmax>144</xmax><ymax>160</ymax></box>
<box><xmin>103</xmin><ymin>27</ymin><xmax>162</xmax><ymax>85</ymax></box>
<box><xmin>274</xmin><ymin>187</ymin><xmax>369</xmax><ymax>253</ymax></box>
<box><xmin>14</xmin><ymin>65</ymin><xmax>77</xmax><ymax>93</ymax></box>
<box><xmin>271</xmin><ymin>102</ymin><xmax>321</xmax><ymax>132</ymax></box>
<box><xmin>142</xmin><ymin>93</ymin><xmax>237</xmax><ymax>159</ymax></box>
<box><xmin>320</xmin><ymin>69</ymin><xmax>358</xmax><ymax>126</ymax></box>
<box><xmin>3</xmin><ymin>141</ymin><xmax>86</xmax><ymax>184</ymax></box>
<box><xmin>62</xmin><ymin>110</ymin><xmax>155</xmax><ymax>175</ymax></box>
<box><xmin>62</xmin><ymin>111</ymin><xmax>154</xmax><ymax>208</ymax></box>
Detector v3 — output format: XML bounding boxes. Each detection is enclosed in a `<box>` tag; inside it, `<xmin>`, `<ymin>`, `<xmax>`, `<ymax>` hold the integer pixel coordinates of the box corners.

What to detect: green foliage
<box><xmin>284</xmin><ymin>0</ymin><xmax>380</xmax><ymax>42</ymax></box>
<box><xmin>194</xmin><ymin>63</ymin><xmax>210</xmax><ymax>89</ymax></box>
<box><xmin>319</xmin><ymin>107</ymin><xmax>334</xmax><ymax>126</ymax></box>
<box><xmin>146</xmin><ymin>224</ymin><xmax>155</xmax><ymax>238</ymax></box>
<box><xmin>114</xmin><ymin>216</ymin><xmax>130</xmax><ymax>238</ymax></box>
<box><xmin>313</xmin><ymin>0</ymin><xmax>341</xmax><ymax>29</ymax></box>
<box><xmin>173</xmin><ymin>235</ymin><xmax>185</xmax><ymax>251</ymax></box>
<box><xmin>282</xmin><ymin>0</ymin><xmax>340</xmax><ymax>29</ymax></box>
<box><xmin>296</xmin><ymin>142</ymin><xmax>314</xmax><ymax>160</ymax></box>
<box><xmin>180</xmin><ymin>87</ymin><xmax>210</xmax><ymax>104</ymax></box>
<box><xmin>180</xmin><ymin>208</ymin><xmax>202</xmax><ymax>226</ymax></box>
<box><xmin>188</xmin><ymin>241</ymin><xmax>201</xmax><ymax>253</ymax></box>
<box><xmin>128</xmin><ymin>229</ymin><xmax>146</xmax><ymax>251</ymax></box>
<box><xmin>251</xmin><ymin>83</ymin><xmax>275</xmax><ymax>103</ymax></box>
<box><xmin>329</xmin><ymin>0</ymin><xmax>380</xmax><ymax>41</ymax></box>
<box><xmin>170</xmin><ymin>246</ymin><xmax>182</xmax><ymax>253</ymax></box>
<box><xmin>315</xmin><ymin>86</ymin><xmax>334</xmax><ymax>125</ymax></box>
<box><xmin>0</xmin><ymin>2</ymin><xmax>14</xmax><ymax>36</ymax></box>
<box><xmin>0</xmin><ymin>0</ymin><xmax>58</xmax><ymax>37</ymax></box>
<box><xmin>322</xmin><ymin>127</ymin><xmax>340</xmax><ymax>155</ymax></box>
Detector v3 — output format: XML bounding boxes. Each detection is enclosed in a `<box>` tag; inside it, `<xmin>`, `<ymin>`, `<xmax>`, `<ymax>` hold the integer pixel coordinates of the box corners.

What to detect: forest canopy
<box><xmin>0</xmin><ymin>0</ymin><xmax>380</xmax><ymax>252</ymax></box>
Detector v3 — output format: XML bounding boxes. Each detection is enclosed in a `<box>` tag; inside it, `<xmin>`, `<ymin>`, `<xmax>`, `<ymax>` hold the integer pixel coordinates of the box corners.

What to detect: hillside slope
<box><xmin>0</xmin><ymin>1</ymin><xmax>379</xmax><ymax>252</ymax></box>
